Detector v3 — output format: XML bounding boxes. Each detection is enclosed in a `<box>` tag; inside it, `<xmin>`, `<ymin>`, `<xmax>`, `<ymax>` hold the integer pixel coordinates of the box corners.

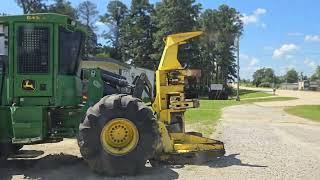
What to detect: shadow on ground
<box><xmin>161</xmin><ymin>153</ymin><xmax>267</xmax><ymax>169</ymax></box>
<box><xmin>206</xmin><ymin>153</ymin><xmax>268</xmax><ymax>168</ymax></box>
<box><xmin>0</xmin><ymin>151</ymin><xmax>266</xmax><ymax>180</ymax></box>
<box><xmin>0</xmin><ymin>152</ymin><xmax>179</xmax><ymax>180</ymax></box>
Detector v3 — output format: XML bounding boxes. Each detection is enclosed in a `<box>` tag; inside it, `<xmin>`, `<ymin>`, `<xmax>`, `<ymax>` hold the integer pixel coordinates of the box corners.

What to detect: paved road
<box><xmin>1</xmin><ymin>89</ymin><xmax>320</xmax><ymax>180</ymax></box>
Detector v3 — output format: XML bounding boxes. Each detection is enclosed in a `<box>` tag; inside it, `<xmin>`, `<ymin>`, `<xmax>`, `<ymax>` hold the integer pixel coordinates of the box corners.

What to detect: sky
<box><xmin>1</xmin><ymin>0</ymin><xmax>320</xmax><ymax>79</ymax></box>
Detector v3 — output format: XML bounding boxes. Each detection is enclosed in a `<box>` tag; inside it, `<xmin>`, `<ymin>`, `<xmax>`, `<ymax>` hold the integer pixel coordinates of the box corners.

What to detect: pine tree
<box><xmin>119</xmin><ymin>0</ymin><xmax>156</xmax><ymax>69</ymax></box>
<box><xmin>15</xmin><ymin>0</ymin><xmax>47</xmax><ymax>14</ymax></box>
<box><xmin>100</xmin><ymin>0</ymin><xmax>128</xmax><ymax>60</ymax></box>
<box><xmin>48</xmin><ymin>0</ymin><xmax>78</xmax><ymax>19</ymax></box>
<box><xmin>78</xmin><ymin>1</ymin><xmax>99</xmax><ymax>57</ymax></box>
<box><xmin>152</xmin><ymin>0</ymin><xmax>201</xmax><ymax>67</ymax></box>
<box><xmin>200</xmin><ymin>5</ymin><xmax>243</xmax><ymax>85</ymax></box>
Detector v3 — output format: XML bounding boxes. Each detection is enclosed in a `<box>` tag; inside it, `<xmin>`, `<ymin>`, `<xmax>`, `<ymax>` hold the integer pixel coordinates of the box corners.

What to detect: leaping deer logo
<box><xmin>22</xmin><ymin>80</ymin><xmax>35</xmax><ymax>90</ymax></box>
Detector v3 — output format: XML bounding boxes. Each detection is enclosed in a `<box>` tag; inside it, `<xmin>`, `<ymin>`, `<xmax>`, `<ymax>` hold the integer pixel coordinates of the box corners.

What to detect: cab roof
<box><xmin>0</xmin><ymin>13</ymin><xmax>72</xmax><ymax>24</ymax></box>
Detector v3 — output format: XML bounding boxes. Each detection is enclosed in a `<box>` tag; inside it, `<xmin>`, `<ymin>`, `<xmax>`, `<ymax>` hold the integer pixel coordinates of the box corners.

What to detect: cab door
<box><xmin>13</xmin><ymin>23</ymin><xmax>53</xmax><ymax>99</ymax></box>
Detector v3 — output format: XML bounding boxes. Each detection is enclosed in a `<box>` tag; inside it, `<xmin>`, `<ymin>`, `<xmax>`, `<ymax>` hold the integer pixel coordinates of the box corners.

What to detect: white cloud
<box><xmin>288</xmin><ymin>32</ymin><xmax>304</xmax><ymax>36</ymax></box>
<box><xmin>272</xmin><ymin>44</ymin><xmax>299</xmax><ymax>59</ymax></box>
<box><xmin>249</xmin><ymin>58</ymin><xmax>259</xmax><ymax>66</ymax></box>
<box><xmin>285</xmin><ymin>55</ymin><xmax>294</xmax><ymax>59</ymax></box>
<box><xmin>254</xmin><ymin>8</ymin><xmax>267</xmax><ymax>15</ymax></box>
<box><xmin>241</xmin><ymin>8</ymin><xmax>267</xmax><ymax>27</ymax></box>
<box><xmin>240</xmin><ymin>53</ymin><xmax>260</xmax><ymax>66</ymax></box>
<box><xmin>239</xmin><ymin>53</ymin><xmax>249</xmax><ymax>60</ymax></box>
<box><xmin>304</xmin><ymin>58</ymin><xmax>317</xmax><ymax>69</ymax></box>
<box><xmin>239</xmin><ymin>53</ymin><xmax>261</xmax><ymax>79</ymax></box>
<box><xmin>305</xmin><ymin>35</ymin><xmax>320</xmax><ymax>42</ymax></box>
<box><xmin>95</xmin><ymin>21</ymin><xmax>105</xmax><ymax>26</ymax></box>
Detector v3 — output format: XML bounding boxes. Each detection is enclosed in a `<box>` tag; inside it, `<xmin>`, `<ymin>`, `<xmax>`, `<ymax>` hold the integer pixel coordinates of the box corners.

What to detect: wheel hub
<box><xmin>100</xmin><ymin>118</ymin><xmax>139</xmax><ymax>156</ymax></box>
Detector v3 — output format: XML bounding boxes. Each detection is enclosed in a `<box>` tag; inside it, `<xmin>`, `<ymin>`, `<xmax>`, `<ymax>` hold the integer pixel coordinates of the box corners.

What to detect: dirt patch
<box><xmin>0</xmin><ymin>140</ymin><xmax>179</xmax><ymax>180</ymax></box>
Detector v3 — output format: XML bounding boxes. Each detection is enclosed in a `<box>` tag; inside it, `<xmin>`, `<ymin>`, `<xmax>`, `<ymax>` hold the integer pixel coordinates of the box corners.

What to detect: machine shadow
<box><xmin>0</xmin><ymin>152</ymin><xmax>179</xmax><ymax>180</ymax></box>
<box><xmin>205</xmin><ymin>153</ymin><xmax>268</xmax><ymax>168</ymax></box>
<box><xmin>162</xmin><ymin>153</ymin><xmax>267</xmax><ymax>169</ymax></box>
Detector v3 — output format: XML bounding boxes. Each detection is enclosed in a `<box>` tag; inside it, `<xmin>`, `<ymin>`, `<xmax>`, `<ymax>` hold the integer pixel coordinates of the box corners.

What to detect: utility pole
<box><xmin>236</xmin><ymin>35</ymin><xmax>240</xmax><ymax>101</ymax></box>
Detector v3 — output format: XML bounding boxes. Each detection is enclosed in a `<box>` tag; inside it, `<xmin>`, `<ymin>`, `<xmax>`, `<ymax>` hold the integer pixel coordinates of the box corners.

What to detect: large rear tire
<box><xmin>12</xmin><ymin>144</ymin><xmax>23</xmax><ymax>153</ymax></box>
<box><xmin>0</xmin><ymin>143</ymin><xmax>11</xmax><ymax>161</ymax></box>
<box><xmin>78</xmin><ymin>94</ymin><xmax>160</xmax><ymax>176</ymax></box>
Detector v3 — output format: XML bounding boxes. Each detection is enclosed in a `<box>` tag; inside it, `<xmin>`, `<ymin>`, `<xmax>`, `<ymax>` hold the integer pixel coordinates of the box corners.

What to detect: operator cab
<box><xmin>0</xmin><ymin>14</ymin><xmax>84</xmax><ymax>106</ymax></box>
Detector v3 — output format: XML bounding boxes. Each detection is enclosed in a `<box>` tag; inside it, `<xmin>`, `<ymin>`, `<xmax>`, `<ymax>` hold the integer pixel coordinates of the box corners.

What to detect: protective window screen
<box><xmin>0</xmin><ymin>24</ymin><xmax>8</xmax><ymax>74</ymax></box>
<box><xmin>59</xmin><ymin>27</ymin><xmax>82</xmax><ymax>75</ymax></box>
<box><xmin>17</xmin><ymin>26</ymin><xmax>49</xmax><ymax>74</ymax></box>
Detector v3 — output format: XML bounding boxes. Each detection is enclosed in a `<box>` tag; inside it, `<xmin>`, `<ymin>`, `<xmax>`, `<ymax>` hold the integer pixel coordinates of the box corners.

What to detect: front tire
<box><xmin>78</xmin><ymin>94</ymin><xmax>160</xmax><ymax>176</ymax></box>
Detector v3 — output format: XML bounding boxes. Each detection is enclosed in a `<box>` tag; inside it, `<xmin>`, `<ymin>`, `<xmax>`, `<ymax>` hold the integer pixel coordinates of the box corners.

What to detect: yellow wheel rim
<box><xmin>100</xmin><ymin>118</ymin><xmax>139</xmax><ymax>156</ymax></box>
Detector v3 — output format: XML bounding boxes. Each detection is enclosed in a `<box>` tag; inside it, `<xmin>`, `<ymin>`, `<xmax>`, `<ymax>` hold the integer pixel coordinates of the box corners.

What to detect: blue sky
<box><xmin>1</xmin><ymin>0</ymin><xmax>320</xmax><ymax>79</ymax></box>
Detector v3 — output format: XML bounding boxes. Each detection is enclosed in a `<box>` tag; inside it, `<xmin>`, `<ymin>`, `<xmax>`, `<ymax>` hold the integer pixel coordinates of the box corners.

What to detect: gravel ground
<box><xmin>1</xmin><ymin>89</ymin><xmax>320</xmax><ymax>180</ymax></box>
<box><xmin>176</xmin><ymin>104</ymin><xmax>320</xmax><ymax>180</ymax></box>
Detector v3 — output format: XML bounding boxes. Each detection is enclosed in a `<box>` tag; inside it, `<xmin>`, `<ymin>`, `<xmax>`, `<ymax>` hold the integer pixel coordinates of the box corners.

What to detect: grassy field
<box><xmin>238</xmin><ymin>89</ymin><xmax>272</xmax><ymax>99</ymax></box>
<box><xmin>284</xmin><ymin>105</ymin><xmax>320</xmax><ymax>122</ymax></box>
<box><xmin>185</xmin><ymin>90</ymin><xmax>297</xmax><ymax>136</ymax></box>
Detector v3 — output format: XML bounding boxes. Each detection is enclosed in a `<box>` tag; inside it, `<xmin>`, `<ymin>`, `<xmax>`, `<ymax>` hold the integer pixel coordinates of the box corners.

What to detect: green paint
<box><xmin>0</xmin><ymin>13</ymin><xmax>103</xmax><ymax>145</ymax></box>
<box><xmin>11</xmin><ymin>106</ymin><xmax>44</xmax><ymax>143</ymax></box>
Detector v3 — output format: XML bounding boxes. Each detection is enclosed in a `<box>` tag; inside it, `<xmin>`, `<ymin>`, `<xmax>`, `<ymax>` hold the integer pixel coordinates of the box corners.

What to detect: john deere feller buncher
<box><xmin>0</xmin><ymin>13</ymin><xmax>224</xmax><ymax>175</ymax></box>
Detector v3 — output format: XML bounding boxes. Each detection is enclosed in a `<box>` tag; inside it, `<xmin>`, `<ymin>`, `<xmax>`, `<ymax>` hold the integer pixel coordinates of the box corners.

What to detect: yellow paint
<box><xmin>152</xmin><ymin>31</ymin><xmax>225</xmax><ymax>157</ymax></box>
<box><xmin>158</xmin><ymin>31</ymin><xmax>203</xmax><ymax>71</ymax></box>
<box><xmin>153</xmin><ymin>32</ymin><xmax>202</xmax><ymax>125</ymax></box>
<box><xmin>26</xmin><ymin>16</ymin><xmax>41</xmax><ymax>21</ymax></box>
<box><xmin>100</xmin><ymin>118</ymin><xmax>139</xmax><ymax>156</ymax></box>
<box><xmin>157</xmin><ymin>121</ymin><xmax>174</xmax><ymax>152</ymax></box>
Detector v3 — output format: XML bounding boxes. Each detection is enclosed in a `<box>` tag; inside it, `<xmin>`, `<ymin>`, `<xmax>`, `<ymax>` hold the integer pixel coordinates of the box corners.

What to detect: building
<box><xmin>298</xmin><ymin>80</ymin><xmax>310</xmax><ymax>90</ymax></box>
<box><xmin>81</xmin><ymin>57</ymin><xmax>155</xmax><ymax>98</ymax></box>
<box><xmin>309</xmin><ymin>80</ymin><xmax>320</xmax><ymax>91</ymax></box>
<box><xmin>279</xmin><ymin>83</ymin><xmax>299</xmax><ymax>90</ymax></box>
<box><xmin>81</xmin><ymin>57</ymin><xmax>131</xmax><ymax>75</ymax></box>
<box><xmin>296</xmin><ymin>80</ymin><xmax>320</xmax><ymax>91</ymax></box>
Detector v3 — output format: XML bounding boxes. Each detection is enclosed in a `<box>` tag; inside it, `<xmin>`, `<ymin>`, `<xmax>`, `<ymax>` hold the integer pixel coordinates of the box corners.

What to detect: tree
<box><xmin>285</xmin><ymin>69</ymin><xmax>299</xmax><ymax>83</ymax></box>
<box><xmin>199</xmin><ymin>5</ymin><xmax>243</xmax><ymax>86</ymax></box>
<box><xmin>48</xmin><ymin>0</ymin><xmax>78</xmax><ymax>19</ymax></box>
<box><xmin>252</xmin><ymin>68</ymin><xmax>275</xmax><ymax>87</ymax></box>
<box><xmin>119</xmin><ymin>0</ymin><xmax>156</xmax><ymax>69</ymax></box>
<box><xmin>15</xmin><ymin>0</ymin><xmax>47</xmax><ymax>14</ymax></box>
<box><xmin>152</xmin><ymin>0</ymin><xmax>201</xmax><ymax>66</ymax></box>
<box><xmin>310</xmin><ymin>66</ymin><xmax>320</xmax><ymax>81</ymax></box>
<box><xmin>78</xmin><ymin>1</ymin><xmax>98</xmax><ymax>28</ymax></box>
<box><xmin>77</xmin><ymin>1</ymin><xmax>99</xmax><ymax>57</ymax></box>
<box><xmin>100</xmin><ymin>0</ymin><xmax>128</xmax><ymax>60</ymax></box>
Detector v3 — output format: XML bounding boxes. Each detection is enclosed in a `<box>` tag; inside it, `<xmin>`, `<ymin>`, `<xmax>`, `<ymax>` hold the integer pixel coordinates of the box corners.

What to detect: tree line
<box><xmin>14</xmin><ymin>0</ymin><xmax>243</xmax><ymax>91</ymax></box>
<box><xmin>248</xmin><ymin>65</ymin><xmax>320</xmax><ymax>87</ymax></box>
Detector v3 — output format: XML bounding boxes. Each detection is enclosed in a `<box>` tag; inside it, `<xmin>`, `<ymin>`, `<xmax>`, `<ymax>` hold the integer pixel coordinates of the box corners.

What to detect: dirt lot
<box><xmin>1</xmin><ymin>89</ymin><xmax>320</xmax><ymax>180</ymax></box>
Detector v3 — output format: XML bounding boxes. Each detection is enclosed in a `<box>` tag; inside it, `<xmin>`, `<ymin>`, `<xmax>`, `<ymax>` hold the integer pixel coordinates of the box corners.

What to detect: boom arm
<box><xmin>152</xmin><ymin>31</ymin><xmax>202</xmax><ymax>132</ymax></box>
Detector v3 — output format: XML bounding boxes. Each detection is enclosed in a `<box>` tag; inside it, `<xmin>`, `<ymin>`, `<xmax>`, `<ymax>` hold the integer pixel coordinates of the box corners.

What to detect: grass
<box><xmin>185</xmin><ymin>90</ymin><xmax>297</xmax><ymax>136</ymax></box>
<box><xmin>284</xmin><ymin>105</ymin><xmax>320</xmax><ymax>122</ymax></box>
<box><xmin>238</xmin><ymin>89</ymin><xmax>272</xmax><ymax>99</ymax></box>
